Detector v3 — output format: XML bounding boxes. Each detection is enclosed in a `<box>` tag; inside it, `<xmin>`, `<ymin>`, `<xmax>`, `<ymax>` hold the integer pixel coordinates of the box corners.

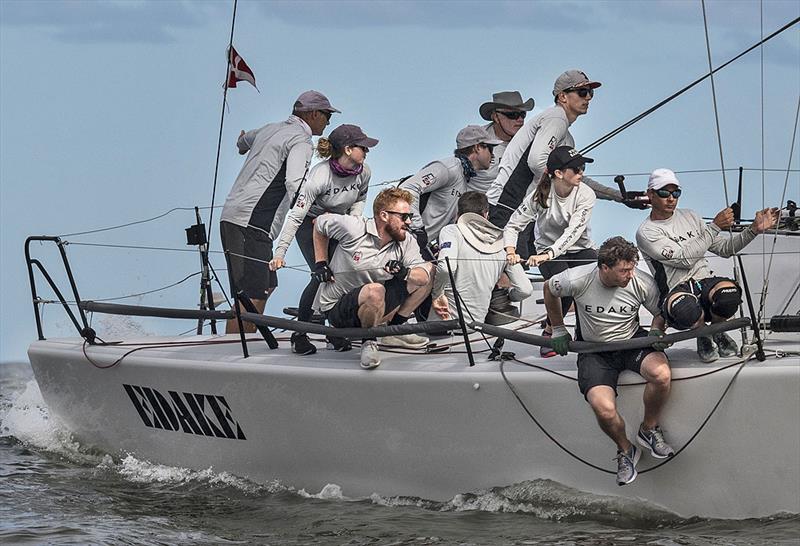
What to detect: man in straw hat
<box><xmin>468</xmin><ymin>91</ymin><xmax>535</xmax><ymax>194</ymax></box>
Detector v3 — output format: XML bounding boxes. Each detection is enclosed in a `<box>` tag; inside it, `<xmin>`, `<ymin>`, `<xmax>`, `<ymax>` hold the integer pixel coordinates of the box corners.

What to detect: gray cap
<box><xmin>552</xmin><ymin>69</ymin><xmax>602</xmax><ymax>96</ymax></box>
<box><xmin>293</xmin><ymin>90</ymin><xmax>341</xmax><ymax>113</ymax></box>
<box><xmin>456</xmin><ymin>125</ymin><xmax>504</xmax><ymax>149</ymax></box>
<box><xmin>329</xmin><ymin>124</ymin><xmax>379</xmax><ymax>149</ymax></box>
<box><xmin>479</xmin><ymin>91</ymin><xmax>535</xmax><ymax>121</ymax></box>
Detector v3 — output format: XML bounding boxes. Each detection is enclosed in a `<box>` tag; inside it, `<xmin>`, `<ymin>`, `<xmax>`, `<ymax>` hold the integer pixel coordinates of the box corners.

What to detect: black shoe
<box><xmin>326</xmin><ymin>336</ymin><xmax>352</xmax><ymax>352</ymax></box>
<box><xmin>291</xmin><ymin>332</ymin><xmax>317</xmax><ymax>355</ymax></box>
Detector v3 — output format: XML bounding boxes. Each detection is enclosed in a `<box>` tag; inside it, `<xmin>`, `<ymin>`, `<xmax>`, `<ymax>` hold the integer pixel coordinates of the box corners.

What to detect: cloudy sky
<box><xmin>1</xmin><ymin>0</ymin><xmax>798</xmax><ymax>362</ymax></box>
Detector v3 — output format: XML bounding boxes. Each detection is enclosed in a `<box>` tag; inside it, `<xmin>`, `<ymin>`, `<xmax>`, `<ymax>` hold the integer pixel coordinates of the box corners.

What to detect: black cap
<box><xmin>546</xmin><ymin>146</ymin><xmax>594</xmax><ymax>173</ymax></box>
<box><xmin>329</xmin><ymin>124</ymin><xmax>379</xmax><ymax>149</ymax></box>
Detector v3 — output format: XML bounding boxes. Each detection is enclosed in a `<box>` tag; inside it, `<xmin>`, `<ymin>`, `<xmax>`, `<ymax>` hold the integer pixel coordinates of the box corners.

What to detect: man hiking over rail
<box><xmin>544</xmin><ymin>236</ymin><xmax>673</xmax><ymax>486</ymax></box>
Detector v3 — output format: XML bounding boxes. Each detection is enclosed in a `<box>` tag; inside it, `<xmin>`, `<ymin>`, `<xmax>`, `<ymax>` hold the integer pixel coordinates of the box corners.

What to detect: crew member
<box><xmin>636</xmin><ymin>168</ymin><xmax>779</xmax><ymax>362</ymax></box>
<box><xmin>505</xmin><ymin>146</ymin><xmax>597</xmax><ymax>357</ymax></box>
<box><xmin>486</xmin><ymin>70</ymin><xmax>621</xmax><ymax>253</ymax></box>
<box><xmin>219</xmin><ymin>90</ymin><xmax>339</xmax><ymax>333</ymax></box>
<box><xmin>400</xmin><ymin>125</ymin><xmax>502</xmax><ymax>254</ymax></box>
<box><xmin>544</xmin><ymin>237</ymin><xmax>674</xmax><ymax>486</ymax></box>
<box><xmin>431</xmin><ymin>192</ymin><xmax>533</xmax><ymax>323</ymax></box>
<box><xmin>313</xmin><ymin>188</ymin><xmax>434</xmax><ymax>369</ymax></box>
<box><xmin>270</xmin><ymin>124</ymin><xmax>378</xmax><ymax>355</ymax></box>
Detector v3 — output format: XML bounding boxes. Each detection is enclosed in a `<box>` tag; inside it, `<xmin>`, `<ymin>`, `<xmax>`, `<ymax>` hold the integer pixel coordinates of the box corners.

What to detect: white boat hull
<box><xmin>28</xmin><ymin>329</ymin><xmax>800</xmax><ymax>519</ymax></box>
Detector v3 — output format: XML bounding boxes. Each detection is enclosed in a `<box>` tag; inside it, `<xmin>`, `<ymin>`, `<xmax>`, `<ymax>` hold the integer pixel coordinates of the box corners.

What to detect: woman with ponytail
<box><xmin>502</xmin><ymin>146</ymin><xmax>598</xmax><ymax>357</ymax></box>
<box><xmin>270</xmin><ymin>124</ymin><xmax>378</xmax><ymax>356</ymax></box>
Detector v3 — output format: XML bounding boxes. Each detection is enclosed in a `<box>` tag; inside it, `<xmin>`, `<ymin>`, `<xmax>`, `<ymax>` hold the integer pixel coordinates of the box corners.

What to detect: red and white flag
<box><xmin>226</xmin><ymin>46</ymin><xmax>257</xmax><ymax>90</ymax></box>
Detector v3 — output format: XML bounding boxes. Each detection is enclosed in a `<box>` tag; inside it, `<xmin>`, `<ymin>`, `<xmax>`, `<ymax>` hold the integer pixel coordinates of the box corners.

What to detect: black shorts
<box><xmin>219</xmin><ymin>220</ymin><xmax>277</xmax><ymax>300</ymax></box>
<box><xmin>576</xmin><ymin>329</ymin><xmax>654</xmax><ymax>399</ymax></box>
<box><xmin>326</xmin><ymin>277</ymin><xmax>410</xmax><ymax>329</ymax></box>
<box><xmin>663</xmin><ymin>276</ymin><xmax>735</xmax><ymax>326</ymax></box>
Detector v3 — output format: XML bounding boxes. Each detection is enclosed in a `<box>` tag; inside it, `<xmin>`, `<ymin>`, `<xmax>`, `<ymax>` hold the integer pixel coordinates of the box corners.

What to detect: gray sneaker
<box><xmin>360</xmin><ymin>340</ymin><xmax>381</xmax><ymax>369</ymax></box>
<box><xmin>713</xmin><ymin>331</ymin><xmax>739</xmax><ymax>358</ymax></box>
<box><xmin>637</xmin><ymin>425</ymin><xmax>675</xmax><ymax>459</ymax></box>
<box><xmin>615</xmin><ymin>444</ymin><xmax>641</xmax><ymax>486</ymax></box>
<box><xmin>697</xmin><ymin>336</ymin><xmax>719</xmax><ymax>363</ymax></box>
<box><xmin>379</xmin><ymin>333</ymin><xmax>429</xmax><ymax>349</ymax></box>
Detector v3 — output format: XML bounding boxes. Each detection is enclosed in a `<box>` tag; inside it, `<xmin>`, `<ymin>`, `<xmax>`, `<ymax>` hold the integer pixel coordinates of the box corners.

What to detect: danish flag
<box><xmin>226</xmin><ymin>46</ymin><xmax>257</xmax><ymax>90</ymax></box>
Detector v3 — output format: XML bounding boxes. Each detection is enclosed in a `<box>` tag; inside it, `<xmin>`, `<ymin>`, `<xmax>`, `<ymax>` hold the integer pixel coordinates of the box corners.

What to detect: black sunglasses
<box><xmin>318</xmin><ymin>110</ymin><xmax>332</xmax><ymax>120</ymax></box>
<box><xmin>497</xmin><ymin>110</ymin><xmax>526</xmax><ymax>120</ymax></box>
<box><xmin>565</xmin><ymin>87</ymin><xmax>594</xmax><ymax>98</ymax></box>
<box><xmin>654</xmin><ymin>188</ymin><xmax>682</xmax><ymax>199</ymax></box>
<box><xmin>385</xmin><ymin>210</ymin><xmax>414</xmax><ymax>222</ymax></box>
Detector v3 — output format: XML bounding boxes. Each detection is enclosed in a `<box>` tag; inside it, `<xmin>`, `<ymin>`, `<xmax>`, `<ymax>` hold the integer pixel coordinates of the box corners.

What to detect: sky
<box><xmin>1</xmin><ymin>0</ymin><xmax>798</xmax><ymax>362</ymax></box>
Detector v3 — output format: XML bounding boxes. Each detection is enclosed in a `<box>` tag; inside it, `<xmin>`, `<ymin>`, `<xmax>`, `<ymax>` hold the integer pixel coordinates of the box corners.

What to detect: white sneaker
<box><xmin>360</xmin><ymin>340</ymin><xmax>381</xmax><ymax>369</ymax></box>
<box><xmin>379</xmin><ymin>333</ymin><xmax>429</xmax><ymax>349</ymax></box>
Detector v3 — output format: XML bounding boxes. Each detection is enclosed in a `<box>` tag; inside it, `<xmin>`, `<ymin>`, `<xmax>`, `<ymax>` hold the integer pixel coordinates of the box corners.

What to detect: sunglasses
<box><xmin>565</xmin><ymin>87</ymin><xmax>594</xmax><ymax>98</ymax></box>
<box><xmin>318</xmin><ymin>110</ymin><xmax>332</xmax><ymax>121</ymax></box>
<box><xmin>654</xmin><ymin>188</ymin><xmax>682</xmax><ymax>199</ymax></box>
<box><xmin>497</xmin><ymin>110</ymin><xmax>526</xmax><ymax>120</ymax></box>
<box><xmin>385</xmin><ymin>210</ymin><xmax>414</xmax><ymax>222</ymax></box>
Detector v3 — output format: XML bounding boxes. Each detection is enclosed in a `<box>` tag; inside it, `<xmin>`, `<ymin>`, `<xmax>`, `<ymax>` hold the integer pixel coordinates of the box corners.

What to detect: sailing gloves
<box><xmin>648</xmin><ymin>328</ymin><xmax>672</xmax><ymax>351</ymax></box>
<box><xmin>312</xmin><ymin>261</ymin><xmax>334</xmax><ymax>283</ymax></box>
<box><xmin>384</xmin><ymin>259</ymin><xmax>409</xmax><ymax>280</ymax></box>
<box><xmin>550</xmin><ymin>325</ymin><xmax>572</xmax><ymax>356</ymax></box>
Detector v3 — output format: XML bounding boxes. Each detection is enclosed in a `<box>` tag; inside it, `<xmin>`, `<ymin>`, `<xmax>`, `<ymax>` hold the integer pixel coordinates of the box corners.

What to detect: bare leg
<box><xmin>226</xmin><ymin>294</ymin><xmax>268</xmax><ymax>334</ymax></box>
<box><xmin>586</xmin><ymin>385</ymin><xmax>631</xmax><ymax>452</ymax></box>
<box><xmin>639</xmin><ymin>352</ymin><xmax>672</xmax><ymax>429</ymax></box>
<box><xmin>394</xmin><ymin>272</ymin><xmax>434</xmax><ymax>319</ymax></box>
<box><xmin>357</xmin><ymin>283</ymin><xmax>387</xmax><ymax>328</ymax></box>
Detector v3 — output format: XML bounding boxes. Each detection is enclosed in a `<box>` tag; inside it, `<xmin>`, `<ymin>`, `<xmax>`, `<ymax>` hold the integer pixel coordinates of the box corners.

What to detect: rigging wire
<box><xmin>579</xmin><ymin>15</ymin><xmax>800</xmax><ymax>155</ymax></box>
<box><xmin>57</xmin><ymin>206</ymin><xmax>219</xmax><ymax>238</ymax></box>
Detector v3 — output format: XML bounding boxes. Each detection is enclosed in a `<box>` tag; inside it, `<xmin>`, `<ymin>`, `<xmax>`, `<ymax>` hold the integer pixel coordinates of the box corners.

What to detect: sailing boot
<box><xmin>713</xmin><ymin>331</ymin><xmax>739</xmax><ymax>358</ymax></box>
<box><xmin>291</xmin><ymin>332</ymin><xmax>317</xmax><ymax>356</ymax></box>
<box><xmin>697</xmin><ymin>336</ymin><xmax>719</xmax><ymax>363</ymax></box>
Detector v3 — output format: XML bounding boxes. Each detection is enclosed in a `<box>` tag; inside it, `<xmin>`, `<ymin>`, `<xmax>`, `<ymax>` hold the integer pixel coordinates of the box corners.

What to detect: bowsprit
<box><xmin>123</xmin><ymin>384</ymin><xmax>246</xmax><ymax>440</ymax></box>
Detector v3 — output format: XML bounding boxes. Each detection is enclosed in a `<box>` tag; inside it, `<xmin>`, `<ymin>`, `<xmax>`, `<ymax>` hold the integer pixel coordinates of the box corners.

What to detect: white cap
<box><xmin>648</xmin><ymin>168</ymin><xmax>681</xmax><ymax>190</ymax></box>
<box><xmin>456</xmin><ymin>125</ymin><xmax>503</xmax><ymax>148</ymax></box>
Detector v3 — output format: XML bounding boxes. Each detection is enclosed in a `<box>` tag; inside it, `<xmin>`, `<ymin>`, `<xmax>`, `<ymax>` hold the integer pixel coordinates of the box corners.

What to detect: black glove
<box><xmin>384</xmin><ymin>259</ymin><xmax>409</xmax><ymax>280</ymax></box>
<box><xmin>312</xmin><ymin>260</ymin><xmax>334</xmax><ymax>283</ymax></box>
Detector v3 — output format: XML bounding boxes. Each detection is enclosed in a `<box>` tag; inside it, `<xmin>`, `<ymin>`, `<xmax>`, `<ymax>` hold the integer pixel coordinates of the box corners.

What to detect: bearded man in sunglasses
<box><xmin>469</xmin><ymin>91</ymin><xmax>535</xmax><ymax>194</ymax></box>
<box><xmin>636</xmin><ymin>168</ymin><xmax>779</xmax><ymax>362</ymax></box>
<box><xmin>486</xmin><ymin>70</ymin><xmax>622</xmax><ymax>258</ymax></box>
<box><xmin>313</xmin><ymin>188</ymin><xmax>434</xmax><ymax>369</ymax></box>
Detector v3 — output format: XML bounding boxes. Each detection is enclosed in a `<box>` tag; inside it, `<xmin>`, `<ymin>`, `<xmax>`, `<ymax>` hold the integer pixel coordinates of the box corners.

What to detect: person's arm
<box><xmin>271</xmin><ymin>174</ymin><xmax>322</xmax><ymax>266</ymax></box>
<box><xmin>399</xmin><ymin>230</ymin><xmax>433</xmax><ymax>288</ymax></box>
<box><xmin>526</xmin><ymin>116</ymin><xmax>568</xmax><ymax>182</ymax></box>
<box><xmin>432</xmin><ymin>226</ymin><xmax>459</xmax><ymax>299</ymax></box>
<box><xmin>708</xmin><ymin>207</ymin><xmax>779</xmax><ymax>258</ymax></box>
<box><xmin>400</xmin><ymin>162</ymin><xmax>449</xmax><ymax>233</ymax></box>
<box><xmin>503</xmin><ymin>193</ymin><xmax>539</xmax><ymax>264</ymax></box>
<box><xmin>237</xmin><ymin>129</ymin><xmax>256</xmax><ymax>155</ymax></box>
<box><xmin>544</xmin><ymin>279</ymin><xmax>566</xmax><ymax>328</ymax></box>
<box><xmin>580</xmin><ymin>175</ymin><xmax>622</xmax><ymax>202</ymax></box>
<box><xmin>544</xmin><ymin>275</ymin><xmax>573</xmax><ymax>355</ymax></box>
<box><xmin>505</xmin><ymin>263</ymin><xmax>534</xmax><ymax>301</ymax></box>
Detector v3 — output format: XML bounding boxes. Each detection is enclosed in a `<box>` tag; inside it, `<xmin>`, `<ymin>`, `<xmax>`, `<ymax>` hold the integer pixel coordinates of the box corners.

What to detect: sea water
<box><xmin>1</xmin><ymin>361</ymin><xmax>797</xmax><ymax>546</ymax></box>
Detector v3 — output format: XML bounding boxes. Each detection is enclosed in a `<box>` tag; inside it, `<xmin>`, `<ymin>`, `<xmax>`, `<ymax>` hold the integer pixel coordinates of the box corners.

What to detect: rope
<box><xmin>499</xmin><ymin>351</ymin><xmax>757</xmax><ymax>475</ymax></box>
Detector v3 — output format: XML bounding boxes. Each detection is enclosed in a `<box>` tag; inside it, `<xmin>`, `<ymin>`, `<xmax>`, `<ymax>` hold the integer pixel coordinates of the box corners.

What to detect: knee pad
<box><xmin>666</xmin><ymin>292</ymin><xmax>703</xmax><ymax>330</ymax></box>
<box><xmin>710</xmin><ymin>286</ymin><xmax>741</xmax><ymax>318</ymax></box>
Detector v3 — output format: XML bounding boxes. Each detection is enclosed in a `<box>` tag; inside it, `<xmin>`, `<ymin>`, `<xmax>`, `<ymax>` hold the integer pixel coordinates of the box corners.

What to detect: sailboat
<box><xmin>24</xmin><ymin>9</ymin><xmax>799</xmax><ymax>520</ymax></box>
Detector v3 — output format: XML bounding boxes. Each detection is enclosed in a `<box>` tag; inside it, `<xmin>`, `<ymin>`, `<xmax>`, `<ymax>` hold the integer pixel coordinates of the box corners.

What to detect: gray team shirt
<box><xmin>221</xmin><ymin>116</ymin><xmax>313</xmax><ymax>236</ymax></box>
<box><xmin>399</xmin><ymin>156</ymin><xmax>467</xmax><ymax>241</ymax></box>
<box><xmin>432</xmin><ymin>221</ymin><xmax>532</xmax><ymax>322</ymax></box>
<box><xmin>636</xmin><ymin>208</ymin><xmax>757</xmax><ymax>295</ymax></box>
<box><xmin>467</xmin><ymin>122</ymin><xmax>509</xmax><ymax>194</ymax></box>
<box><xmin>503</xmin><ymin>182</ymin><xmax>595</xmax><ymax>257</ymax></box>
<box><xmin>547</xmin><ymin>263</ymin><xmax>661</xmax><ymax>342</ymax></box>
<box><xmin>486</xmin><ymin>105</ymin><xmax>620</xmax><ymax>206</ymax></box>
<box><xmin>273</xmin><ymin>160</ymin><xmax>370</xmax><ymax>260</ymax></box>
<box><xmin>315</xmin><ymin>214</ymin><xmax>431</xmax><ymax>312</ymax></box>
